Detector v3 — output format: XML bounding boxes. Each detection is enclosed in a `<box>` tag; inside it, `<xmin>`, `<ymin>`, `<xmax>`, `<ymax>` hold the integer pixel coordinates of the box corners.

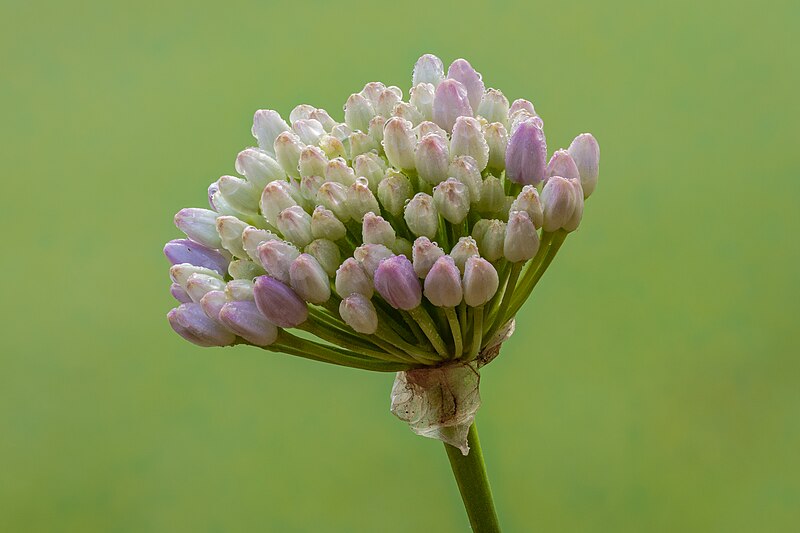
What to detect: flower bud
<box><xmin>476</xmin><ymin>175</ymin><xmax>505</xmax><ymax>215</ymax></box>
<box><xmin>325</xmin><ymin>157</ymin><xmax>356</xmax><ymax>185</ymax></box>
<box><xmin>483</xmin><ymin>122</ymin><xmax>508</xmax><ymax>173</ymax></box>
<box><xmin>462</xmin><ymin>257</ymin><xmax>499</xmax><ymax>307</ymax></box>
<box><xmin>242</xmin><ymin>226</ymin><xmax>280</xmax><ymax>262</ymax></box>
<box><xmin>319</xmin><ymin>133</ymin><xmax>347</xmax><ymax>160</ymax></box>
<box><xmin>310</xmin><ymin>108</ymin><xmax>336</xmax><ymax>131</ymax></box>
<box><xmin>289</xmin><ymin>104</ymin><xmax>315</xmax><ymax>124</ymax></box>
<box><xmin>409</xmin><ymin>83</ymin><xmax>435</xmax><ymax>121</ymax></box>
<box><xmin>215</xmin><ymin>216</ymin><xmax>249</xmax><ymax>258</ymax></box>
<box><xmin>253</xmin><ymin>275</ymin><xmax>308</xmax><ymax>327</ymax></box>
<box><xmin>375</xmin><ymin>88</ymin><xmax>401</xmax><ymax>117</ymax></box>
<box><xmin>546</xmin><ymin>149</ymin><xmax>580</xmax><ymax>182</ymax></box>
<box><xmin>415</xmin><ymin>120</ymin><xmax>449</xmax><ymax>141</ymax></box>
<box><xmin>174</xmin><ymin>208</ymin><xmax>222</xmax><ymax>249</ymax></box>
<box><xmin>510</xmin><ymin>185</ymin><xmax>544</xmax><ymax>229</ymax></box>
<box><xmin>362</xmin><ymin>212</ymin><xmax>396</xmax><ymax>248</ymax></box>
<box><xmin>300</xmin><ymin>174</ymin><xmax>325</xmax><ymax>202</ymax></box>
<box><xmin>260</xmin><ymin>180</ymin><xmax>298</xmax><ymax>226</ymax></box>
<box><xmin>171</xmin><ymin>283</ymin><xmax>192</xmax><ymax>303</ymax></box>
<box><xmin>168</xmin><ymin>303</ymin><xmax>235</xmax><ymax>347</ymax></box>
<box><xmin>472</xmin><ymin>219</ymin><xmax>506</xmax><ymax>262</ymax></box>
<box><xmin>276</xmin><ymin>205</ymin><xmax>313</xmax><ymax>247</ymax></box>
<box><xmin>433</xmin><ymin>79</ymin><xmax>473</xmax><ymax>133</ymax></box>
<box><xmin>349</xmin><ymin>131</ymin><xmax>378</xmax><ymax>158</ymax></box>
<box><xmin>424</xmin><ymin>256</ymin><xmax>463</xmax><ymax>307</ymax></box>
<box><xmin>368</xmin><ymin>115</ymin><xmax>386</xmax><ymax>146</ymax></box>
<box><xmin>330</xmin><ymin>123</ymin><xmax>353</xmax><ymax>141</ymax></box>
<box><xmin>377</xmin><ymin>171</ymin><xmax>413</xmax><ymax>216</ymax></box>
<box><xmin>448</xmin><ymin>155</ymin><xmax>482</xmax><ymax>203</ymax></box>
<box><xmin>257</xmin><ymin>240</ymin><xmax>300</xmax><ymax>284</ymax></box>
<box><xmin>185</xmin><ymin>272</ymin><xmax>227</xmax><ymax>302</ymax></box>
<box><xmin>208</xmin><ymin>180</ymin><xmax>219</xmax><ymax>209</ymax></box>
<box><xmin>563</xmin><ymin>177</ymin><xmax>584</xmax><ymax>232</ymax></box>
<box><xmin>404</xmin><ymin>192</ymin><xmax>439</xmax><ymax>239</ymax></box>
<box><xmin>391</xmin><ymin>237</ymin><xmax>413</xmax><ymax>258</ymax></box>
<box><xmin>339</xmin><ymin>294</ymin><xmax>379</xmax><ymax>334</ymax></box>
<box><xmin>450</xmin><ymin>116</ymin><xmax>489</xmax><ymax>170</ymax></box>
<box><xmin>374</xmin><ymin>255</ymin><xmax>422</xmax><ymax>310</ymax></box>
<box><xmin>412</xmin><ymin>236</ymin><xmax>445</xmax><ymax>278</ymax></box>
<box><xmin>504</xmin><ymin>211</ymin><xmax>540</xmax><ymax>262</ymax></box>
<box><xmin>199</xmin><ymin>290</ymin><xmax>228</xmax><ymax>322</ymax></box>
<box><xmin>292</xmin><ymin>118</ymin><xmax>324</xmax><ymax>146</ymax></box>
<box><xmin>289</xmin><ymin>253</ymin><xmax>331</xmax><ymax>304</ymax></box>
<box><xmin>228</xmin><ymin>259</ymin><xmax>266</xmax><ymax>280</ymax></box>
<box><xmin>209</xmin><ymin>188</ymin><xmax>249</xmax><ymax>220</ymax></box>
<box><xmin>392</xmin><ymin>101</ymin><xmax>423</xmax><ymax>127</ymax></box>
<box><xmin>505</xmin><ymin>118</ymin><xmax>547</xmax><ymax>186</ymax></box>
<box><xmin>235</xmin><ymin>148</ymin><xmax>285</xmax><ymax>189</ymax></box>
<box><xmin>433</xmin><ymin>178</ymin><xmax>471</xmax><ymax>224</ymax></box>
<box><xmin>170</xmin><ymin>263</ymin><xmax>223</xmax><ymax>290</ymax></box>
<box><xmin>347</xmin><ymin>178</ymin><xmax>381</xmax><ymax>221</ymax></box>
<box><xmin>412</xmin><ymin>54</ymin><xmax>445</xmax><ymax>87</ymax></box>
<box><xmin>415</xmin><ymin>133</ymin><xmax>450</xmax><ymax>185</ymax></box>
<box><xmin>164</xmin><ymin>239</ymin><xmax>229</xmax><ymax>276</ymax></box>
<box><xmin>335</xmin><ymin>257</ymin><xmax>373</xmax><ymax>298</ymax></box>
<box><xmin>225</xmin><ymin>279</ymin><xmax>255</xmax><ymax>301</ymax></box>
<box><xmin>509</xmin><ymin>111</ymin><xmax>543</xmax><ymax>136</ymax></box>
<box><xmin>477</xmin><ymin>89</ymin><xmax>510</xmax><ymax>125</ymax></box>
<box><xmin>353</xmin><ymin>153</ymin><xmax>386</xmax><ymax>192</ymax></box>
<box><xmin>310</xmin><ymin>206</ymin><xmax>347</xmax><ymax>241</ymax></box>
<box><xmin>252</xmin><ymin>110</ymin><xmax>290</xmax><ymax>155</ymax></box>
<box><xmin>220</xmin><ymin>173</ymin><xmax>261</xmax><ymax>213</ymax></box>
<box><xmin>360</xmin><ymin>81</ymin><xmax>387</xmax><ymax>108</ymax></box>
<box><xmin>541</xmin><ymin>176</ymin><xmax>577</xmax><ymax>232</ymax></box>
<box><xmin>451</xmin><ymin>237</ymin><xmax>480</xmax><ymax>273</ymax></box>
<box><xmin>567</xmin><ymin>133</ymin><xmax>600</xmax><ymax>198</ymax></box>
<box><xmin>383</xmin><ymin>117</ymin><xmax>416</xmax><ymax>170</ymax></box>
<box><xmin>298</xmin><ymin>145</ymin><xmax>328</xmax><ymax>178</ymax></box>
<box><xmin>344</xmin><ymin>93</ymin><xmax>375</xmax><ymax>132</ymax></box>
<box><xmin>316</xmin><ymin>181</ymin><xmax>350</xmax><ymax>222</ymax></box>
<box><xmin>447</xmin><ymin>58</ymin><xmax>484</xmax><ymax>115</ymax></box>
<box><xmin>274</xmin><ymin>131</ymin><xmax>304</xmax><ymax>178</ymax></box>
<box><xmin>354</xmin><ymin>243</ymin><xmax>395</xmax><ymax>278</ymax></box>
<box><xmin>304</xmin><ymin>238</ymin><xmax>340</xmax><ymax>277</ymax></box>
<box><xmin>509</xmin><ymin>99</ymin><xmax>536</xmax><ymax>119</ymax></box>
<box><xmin>219</xmin><ymin>301</ymin><xmax>278</xmax><ymax>346</ymax></box>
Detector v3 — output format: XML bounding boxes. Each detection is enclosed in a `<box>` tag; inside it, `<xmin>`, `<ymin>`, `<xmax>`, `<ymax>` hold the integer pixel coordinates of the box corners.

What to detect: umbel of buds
<box><xmin>164</xmin><ymin>53</ymin><xmax>599</xmax><ymax>459</ymax></box>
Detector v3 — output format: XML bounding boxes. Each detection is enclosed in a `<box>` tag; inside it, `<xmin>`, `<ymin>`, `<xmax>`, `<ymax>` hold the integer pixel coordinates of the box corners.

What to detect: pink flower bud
<box><xmin>257</xmin><ymin>240</ymin><xmax>300</xmax><ymax>284</ymax></box>
<box><xmin>424</xmin><ymin>256</ymin><xmax>463</xmax><ymax>307</ymax></box>
<box><xmin>253</xmin><ymin>275</ymin><xmax>308</xmax><ymax>328</ymax></box>
<box><xmin>374</xmin><ymin>255</ymin><xmax>422</xmax><ymax>310</ymax></box>
<box><xmin>504</xmin><ymin>211</ymin><xmax>540</xmax><ymax>262</ymax></box>
<box><xmin>510</xmin><ymin>185</ymin><xmax>544</xmax><ymax>229</ymax></box>
<box><xmin>447</xmin><ymin>58</ymin><xmax>485</xmax><ymax>115</ymax></box>
<box><xmin>505</xmin><ymin>118</ymin><xmax>547</xmax><ymax>186</ymax></box>
<box><xmin>412</xmin><ymin>236</ymin><xmax>445</xmax><ymax>278</ymax></box>
<box><xmin>546</xmin><ymin>149</ymin><xmax>580</xmax><ymax>182</ymax></box>
<box><xmin>462</xmin><ymin>257</ymin><xmax>499</xmax><ymax>307</ymax></box>
<box><xmin>451</xmin><ymin>116</ymin><xmax>489</xmax><ymax>171</ymax></box>
<box><xmin>451</xmin><ymin>237</ymin><xmax>480</xmax><ymax>273</ymax></box>
<box><xmin>404</xmin><ymin>192</ymin><xmax>439</xmax><ymax>239</ymax></box>
<box><xmin>276</xmin><ymin>205</ymin><xmax>314</xmax><ymax>247</ymax></box>
<box><xmin>219</xmin><ymin>301</ymin><xmax>278</xmax><ymax>346</ymax></box>
<box><xmin>354</xmin><ymin>243</ymin><xmax>395</xmax><ymax>278</ymax></box>
<box><xmin>541</xmin><ymin>176</ymin><xmax>577</xmax><ymax>232</ymax></box>
<box><xmin>567</xmin><ymin>133</ymin><xmax>600</xmax><ymax>198</ymax></box>
<box><xmin>433</xmin><ymin>178</ymin><xmax>471</xmax><ymax>224</ymax></box>
<box><xmin>433</xmin><ymin>79</ymin><xmax>473</xmax><ymax>133</ymax></box>
<box><xmin>335</xmin><ymin>257</ymin><xmax>374</xmax><ymax>298</ymax></box>
<box><xmin>362</xmin><ymin>212</ymin><xmax>396</xmax><ymax>248</ymax></box>
<box><xmin>168</xmin><ymin>303</ymin><xmax>236</xmax><ymax>347</ymax></box>
<box><xmin>289</xmin><ymin>253</ymin><xmax>331</xmax><ymax>304</ymax></box>
<box><xmin>339</xmin><ymin>294</ymin><xmax>379</xmax><ymax>334</ymax></box>
<box><xmin>415</xmin><ymin>133</ymin><xmax>451</xmax><ymax>185</ymax></box>
<box><xmin>383</xmin><ymin>117</ymin><xmax>417</xmax><ymax>170</ymax></box>
<box><xmin>164</xmin><ymin>239</ymin><xmax>229</xmax><ymax>276</ymax></box>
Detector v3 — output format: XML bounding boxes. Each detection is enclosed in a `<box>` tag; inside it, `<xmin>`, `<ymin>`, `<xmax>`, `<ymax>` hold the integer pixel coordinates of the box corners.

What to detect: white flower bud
<box><xmin>477</xmin><ymin>89</ymin><xmax>510</xmax><ymax>125</ymax></box>
<box><xmin>218</xmin><ymin>175</ymin><xmax>260</xmax><ymax>213</ymax></box>
<box><xmin>509</xmin><ymin>98</ymin><xmax>536</xmax><ymax>119</ymax></box>
<box><xmin>383</xmin><ymin>117</ymin><xmax>416</xmax><ymax>170</ymax></box>
<box><xmin>462</xmin><ymin>257</ymin><xmax>499</xmax><ymax>307</ymax></box>
<box><xmin>546</xmin><ymin>149</ymin><xmax>580</xmax><ymax>182</ymax></box>
<box><xmin>504</xmin><ymin>211</ymin><xmax>540</xmax><ymax>262</ymax></box>
<box><xmin>276</xmin><ymin>205</ymin><xmax>313</xmax><ymax>247</ymax></box>
<box><xmin>476</xmin><ymin>175</ymin><xmax>505</xmax><ymax>215</ymax></box>
<box><xmin>298</xmin><ymin>145</ymin><xmax>328</xmax><ymax>178</ymax></box>
<box><xmin>292</xmin><ymin>118</ymin><xmax>325</xmax><ymax>146</ymax></box>
<box><xmin>449</xmin><ymin>155</ymin><xmax>483</xmax><ymax>204</ymax></box>
<box><xmin>450</xmin><ymin>116</ymin><xmax>489</xmax><ymax>171</ymax></box>
<box><xmin>472</xmin><ymin>219</ymin><xmax>506</xmax><ymax>262</ymax></box>
<box><xmin>289</xmin><ymin>104</ymin><xmax>315</xmax><ymax>124</ymax></box>
<box><xmin>360</xmin><ymin>81</ymin><xmax>386</xmax><ymax>108</ymax></box>
<box><xmin>353</xmin><ymin>153</ymin><xmax>386</xmax><ymax>192</ymax></box>
<box><xmin>349</xmin><ymin>131</ymin><xmax>379</xmax><ymax>158</ymax></box>
<box><xmin>225</xmin><ymin>279</ymin><xmax>255</xmax><ymax>301</ymax></box>
<box><xmin>310</xmin><ymin>108</ymin><xmax>337</xmax><ymax>131</ymax></box>
<box><xmin>393</xmin><ymin>102</ymin><xmax>424</xmax><ymax>127</ymax></box>
<box><xmin>424</xmin><ymin>256</ymin><xmax>463</xmax><ymax>307</ymax></box>
<box><xmin>228</xmin><ymin>260</ymin><xmax>265</xmax><ymax>280</ymax></box>
<box><xmin>412</xmin><ymin>236</ymin><xmax>445</xmax><ymax>278</ymax></box>
<box><xmin>260</xmin><ymin>180</ymin><xmax>298</xmax><ymax>226</ymax></box>
<box><xmin>300</xmin><ymin>174</ymin><xmax>325</xmax><ymax>202</ymax></box>
<box><xmin>415</xmin><ymin>133</ymin><xmax>450</xmax><ymax>185</ymax></box>
<box><xmin>216</xmin><ymin>215</ymin><xmax>249</xmax><ymax>258</ymax></box>
<box><xmin>325</xmin><ymin>157</ymin><xmax>356</xmax><ymax>186</ymax></box>
<box><xmin>335</xmin><ymin>257</ymin><xmax>373</xmax><ymax>298</ymax></box>
<box><xmin>311</xmin><ymin>206</ymin><xmax>347</xmax><ymax>241</ymax></box>
<box><xmin>289</xmin><ymin>253</ymin><xmax>331</xmax><ymax>304</ymax></box>
<box><xmin>235</xmin><ymin>148</ymin><xmax>285</xmax><ymax>189</ymax></box>
<box><xmin>447</xmin><ymin>58</ymin><xmax>485</xmax><ymax>116</ymax></box>
<box><xmin>362</xmin><ymin>212</ymin><xmax>396</xmax><ymax>248</ymax></box>
<box><xmin>318</xmin><ymin>133</ymin><xmax>347</xmax><ymax>160</ymax></box>
<box><xmin>252</xmin><ymin>110</ymin><xmax>290</xmax><ymax>155</ymax></box>
<box><xmin>199</xmin><ymin>290</ymin><xmax>228</xmax><ymax>323</ymax></box>
<box><xmin>376</xmin><ymin>88</ymin><xmax>401</xmax><ymax>117</ymax></box>
<box><xmin>562</xmin><ymin>177</ymin><xmax>584</xmax><ymax>233</ymax></box>
<box><xmin>316</xmin><ymin>181</ymin><xmax>350</xmax><ymax>222</ymax></box>
<box><xmin>541</xmin><ymin>176</ymin><xmax>577</xmax><ymax>232</ymax></box>
<box><xmin>354</xmin><ymin>243</ymin><xmax>395</xmax><ymax>278</ymax></box>
<box><xmin>415</xmin><ymin>121</ymin><xmax>449</xmax><ymax>141</ymax></box>
<box><xmin>433</xmin><ymin>178</ymin><xmax>471</xmax><ymax>224</ymax></box>
<box><xmin>348</xmin><ymin>178</ymin><xmax>381</xmax><ymax>221</ymax></box>
<box><xmin>304</xmin><ymin>238</ymin><xmax>340</xmax><ymax>277</ymax></box>
<box><xmin>274</xmin><ymin>131</ymin><xmax>304</xmax><ymax>178</ymax></box>
<box><xmin>339</xmin><ymin>293</ymin><xmax>378</xmax><ymax>334</ymax></box>
<box><xmin>451</xmin><ymin>237</ymin><xmax>480</xmax><ymax>273</ymax></box>
<box><xmin>510</xmin><ymin>185</ymin><xmax>544</xmax><ymax>228</ymax></box>
<box><xmin>174</xmin><ymin>208</ymin><xmax>222</xmax><ymax>249</ymax></box>
<box><xmin>368</xmin><ymin>115</ymin><xmax>386</xmax><ymax>146</ymax></box>
<box><xmin>170</xmin><ymin>263</ymin><xmax>223</xmax><ymax>290</ymax></box>
<box><xmin>483</xmin><ymin>122</ymin><xmax>508</xmax><ymax>173</ymax></box>
<box><xmin>567</xmin><ymin>133</ymin><xmax>600</xmax><ymax>198</ymax></box>
<box><xmin>412</xmin><ymin>54</ymin><xmax>445</xmax><ymax>87</ymax></box>
<box><xmin>391</xmin><ymin>237</ymin><xmax>413</xmax><ymax>258</ymax></box>
<box><xmin>257</xmin><ymin>240</ymin><xmax>300</xmax><ymax>284</ymax></box>
<box><xmin>404</xmin><ymin>192</ymin><xmax>439</xmax><ymax>239</ymax></box>
<box><xmin>409</xmin><ymin>83</ymin><xmax>435</xmax><ymax>121</ymax></box>
<box><xmin>344</xmin><ymin>93</ymin><xmax>375</xmax><ymax>132</ymax></box>
<box><xmin>242</xmin><ymin>226</ymin><xmax>280</xmax><ymax>262</ymax></box>
<box><xmin>377</xmin><ymin>171</ymin><xmax>413</xmax><ymax>216</ymax></box>
<box><xmin>185</xmin><ymin>273</ymin><xmax>227</xmax><ymax>303</ymax></box>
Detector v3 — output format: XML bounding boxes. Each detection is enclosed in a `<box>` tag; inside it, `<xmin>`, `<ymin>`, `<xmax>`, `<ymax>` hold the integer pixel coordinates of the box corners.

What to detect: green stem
<box><xmin>482</xmin><ymin>262</ymin><xmax>522</xmax><ymax>344</ymax></box>
<box><xmin>408</xmin><ymin>306</ymin><xmax>449</xmax><ymax>358</ymax></box>
<box><xmin>444</xmin><ymin>422</ymin><xmax>501</xmax><ymax>532</ymax></box>
<box><xmin>444</xmin><ymin>306</ymin><xmax>463</xmax><ymax>359</ymax></box>
<box><xmin>468</xmin><ymin>305</ymin><xmax>484</xmax><ymax>360</ymax></box>
<box><xmin>506</xmin><ymin>231</ymin><xmax>568</xmax><ymax>319</ymax></box>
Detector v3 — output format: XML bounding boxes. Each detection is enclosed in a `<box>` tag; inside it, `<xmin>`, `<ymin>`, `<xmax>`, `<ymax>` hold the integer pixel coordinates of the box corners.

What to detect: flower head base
<box><xmin>164</xmin><ymin>54</ymin><xmax>600</xmax><ymax>448</ymax></box>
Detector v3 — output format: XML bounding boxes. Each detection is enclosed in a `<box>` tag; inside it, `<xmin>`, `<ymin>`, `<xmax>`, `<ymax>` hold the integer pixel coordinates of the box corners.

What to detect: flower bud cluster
<box><xmin>164</xmin><ymin>54</ymin><xmax>600</xmax><ymax>372</ymax></box>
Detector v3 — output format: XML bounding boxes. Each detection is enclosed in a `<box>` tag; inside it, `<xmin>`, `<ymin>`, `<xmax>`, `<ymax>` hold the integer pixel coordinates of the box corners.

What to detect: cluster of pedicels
<box><xmin>164</xmin><ymin>54</ymin><xmax>599</xmax><ymax>375</ymax></box>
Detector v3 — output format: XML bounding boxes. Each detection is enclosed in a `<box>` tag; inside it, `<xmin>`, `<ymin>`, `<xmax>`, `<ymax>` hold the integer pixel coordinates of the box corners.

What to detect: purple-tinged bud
<box><xmin>412</xmin><ymin>236</ymin><xmax>445</xmax><ymax>278</ymax></box>
<box><xmin>546</xmin><ymin>149</ymin><xmax>580</xmax><ymax>182</ymax></box>
<box><xmin>383</xmin><ymin>117</ymin><xmax>416</xmax><ymax>170</ymax></box>
<box><xmin>413</xmin><ymin>54</ymin><xmax>445</xmax><ymax>87</ymax></box>
<box><xmin>433</xmin><ymin>178</ymin><xmax>470</xmax><ymax>224</ymax></box>
<box><xmin>310</xmin><ymin>108</ymin><xmax>336</xmax><ymax>131</ymax></box>
<box><xmin>335</xmin><ymin>257</ymin><xmax>373</xmax><ymax>298</ymax></box>
<box><xmin>174</xmin><ymin>208</ymin><xmax>222</xmax><ymax>249</ymax></box>
<box><xmin>360</xmin><ymin>81</ymin><xmax>387</xmax><ymax>108</ymax></box>
<box><xmin>168</xmin><ymin>303</ymin><xmax>236</xmax><ymax>347</ymax></box>
<box><xmin>310</xmin><ymin>206</ymin><xmax>347</xmax><ymax>241</ymax></box>
<box><xmin>449</xmin><ymin>156</ymin><xmax>482</xmax><ymax>204</ymax></box>
<box><xmin>404</xmin><ymin>192</ymin><xmax>439</xmax><ymax>239</ymax></box>
<box><xmin>505</xmin><ymin>118</ymin><xmax>547</xmax><ymax>186</ymax></box>
<box><xmin>563</xmin><ymin>178</ymin><xmax>584</xmax><ymax>232</ymax></box>
<box><xmin>225</xmin><ymin>279</ymin><xmax>255</xmax><ymax>301</ymax></box>
<box><xmin>567</xmin><ymin>133</ymin><xmax>600</xmax><ymax>198</ymax></box>
<box><xmin>424</xmin><ymin>256</ymin><xmax>463</xmax><ymax>307</ymax></box>
<box><xmin>171</xmin><ymin>282</ymin><xmax>192</xmax><ymax>303</ymax></box>
<box><xmin>392</xmin><ymin>102</ymin><xmax>423</xmax><ymax>126</ymax></box>
<box><xmin>349</xmin><ymin>131</ymin><xmax>379</xmax><ymax>158</ymax></box>
<box><xmin>354</xmin><ymin>243</ymin><xmax>395</xmax><ymax>278</ymax></box>
<box><xmin>368</xmin><ymin>115</ymin><xmax>386</xmax><ymax>146</ymax></box>
<box><xmin>447</xmin><ymin>58</ymin><xmax>484</xmax><ymax>114</ymax></box>
<box><xmin>289</xmin><ymin>104</ymin><xmax>315</xmax><ymax>124</ymax></box>
<box><xmin>316</xmin><ymin>181</ymin><xmax>350</xmax><ymax>222</ymax></box>
<box><xmin>260</xmin><ymin>180</ymin><xmax>298</xmax><ymax>226</ymax></box>
<box><xmin>451</xmin><ymin>116</ymin><xmax>489</xmax><ymax>170</ymax></box>
<box><xmin>541</xmin><ymin>176</ymin><xmax>577</xmax><ymax>232</ymax></box>
<box><xmin>292</xmin><ymin>118</ymin><xmax>325</xmax><ymax>146</ymax></box>
<box><xmin>252</xmin><ymin>110</ymin><xmax>290</xmax><ymax>155</ymax></box>
<box><xmin>339</xmin><ymin>294</ymin><xmax>379</xmax><ymax>335</ymax></box>
<box><xmin>509</xmin><ymin>99</ymin><xmax>536</xmax><ymax>119</ymax></box>
<box><xmin>433</xmin><ymin>79</ymin><xmax>473</xmax><ymax>133</ymax></box>
<box><xmin>510</xmin><ymin>111</ymin><xmax>543</xmax><ymax>136</ymax></box>
<box><xmin>235</xmin><ymin>148</ymin><xmax>285</xmax><ymax>189</ymax></box>
<box><xmin>391</xmin><ymin>237</ymin><xmax>413</xmax><ymax>258</ymax></box>
<box><xmin>344</xmin><ymin>93</ymin><xmax>375</xmax><ymax>132</ymax></box>
<box><xmin>325</xmin><ymin>157</ymin><xmax>356</xmax><ymax>185</ymax></box>
<box><xmin>274</xmin><ymin>131</ymin><xmax>304</xmax><ymax>178</ymax></box>
<box><xmin>289</xmin><ymin>253</ymin><xmax>331</xmax><ymax>304</ymax></box>
<box><xmin>169</xmin><ymin>263</ymin><xmax>223</xmax><ymax>288</ymax></box>
<box><xmin>216</xmin><ymin>216</ymin><xmax>249</xmax><ymax>258</ymax></box>
<box><xmin>362</xmin><ymin>212</ymin><xmax>396</xmax><ymax>248</ymax></box>
<box><xmin>483</xmin><ymin>122</ymin><xmax>508</xmax><ymax>173</ymax></box>
<box><xmin>472</xmin><ymin>219</ymin><xmax>507</xmax><ymax>262</ymax></box>
<box><xmin>218</xmin><ymin>175</ymin><xmax>260</xmax><ymax>213</ymax></box>
<box><xmin>477</xmin><ymin>89</ymin><xmax>510</xmax><ymax>125</ymax></box>
<box><xmin>228</xmin><ymin>259</ymin><xmax>266</xmax><ymax>280</ymax></box>
<box><xmin>276</xmin><ymin>206</ymin><xmax>313</xmax><ymax>247</ymax></box>
<box><xmin>298</xmin><ymin>145</ymin><xmax>328</xmax><ymax>179</ymax></box>
<box><xmin>451</xmin><ymin>237</ymin><xmax>480</xmax><ymax>273</ymax></box>
<box><xmin>300</xmin><ymin>175</ymin><xmax>325</xmax><ymax>202</ymax></box>
<box><xmin>199</xmin><ymin>290</ymin><xmax>228</xmax><ymax>322</ymax></box>
<box><xmin>164</xmin><ymin>239</ymin><xmax>229</xmax><ymax>276</ymax></box>
<box><xmin>409</xmin><ymin>83</ymin><xmax>435</xmax><ymax>121</ymax></box>
<box><xmin>376</xmin><ymin>88</ymin><xmax>401</xmax><ymax>118</ymax></box>
<box><xmin>242</xmin><ymin>227</ymin><xmax>279</xmax><ymax>262</ymax></box>
<box><xmin>257</xmin><ymin>240</ymin><xmax>300</xmax><ymax>284</ymax></box>
<box><xmin>377</xmin><ymin>171</ymin><xmax>413</xmax><ymax>216</ymax></box>
<box><xmin>253</xmin><ymin>275</ymin><xmax>308</xmax><ymax>327</ymax></box>
<box><xmin>353</xmin><ymin>153</ymin><xmax>386</xmax><ymax>192</ymax></box>
<box><xmin>504</xmin><ymin>211</ymin><xmax>540</xmax><ymax>262</ymax></box>
<box><xmin>462</xmin><ymin>257</ymin><xmax>499</xmax><ymax>307</ymax></box>
<box><xmin>347</xmin><ymin>178</ymin><xmax>381</xmax><ymax>221</ymax></box>
<box><xmin>476</xmin><ymin>175</ymin><xmax>505</xmax><ymax>215</ymax></box>
<box><xmin>415</xmin><ymin>133</ymin><xmax>450</xmax><ymax>185</ymax></box>
<box><xmin>415</xmin><ymin>120</ymin><xmax>449</xmax><ymax>141</ymax></box>
<box><xmin>319</xmin><ymin>133</ymin><xmax>347</xmax><ymax>160</ymax></box>
<box><xmin>510</xmin><ymin>185</ymin><xmax>544</xmax><ymax>229</ymax></box>
<box><xmin>219</xmin><ymin>301</ymin><xmax>278</xmax><ymax>346</ymax></box>
<box><xmin>374</xmin><ymin>255</ymin><xmax>422</xmax><ymax>310</ymax></box>
<box><xmin>185</xmin><ymin>272</ymin><xmax>227</xmax><ymax>302</ymax></box>
<box><xmin>304</xmin><ymin>238</ymin><xmax>340</xmax><ymax>277</ymax></box>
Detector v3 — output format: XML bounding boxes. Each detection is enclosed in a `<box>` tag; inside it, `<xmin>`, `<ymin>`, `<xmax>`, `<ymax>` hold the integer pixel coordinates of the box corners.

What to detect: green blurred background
<box><xmin>2</xmin><ymin>0</ymin><xmax>798</xmax><ymax>531</ymax></box>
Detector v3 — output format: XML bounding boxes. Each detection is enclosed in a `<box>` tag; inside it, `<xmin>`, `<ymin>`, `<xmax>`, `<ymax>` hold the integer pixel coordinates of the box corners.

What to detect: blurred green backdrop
<box><xmin>1</xmin><ymin>0</ymin><xmax>798</xmax><ymax>531</ymax></box>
